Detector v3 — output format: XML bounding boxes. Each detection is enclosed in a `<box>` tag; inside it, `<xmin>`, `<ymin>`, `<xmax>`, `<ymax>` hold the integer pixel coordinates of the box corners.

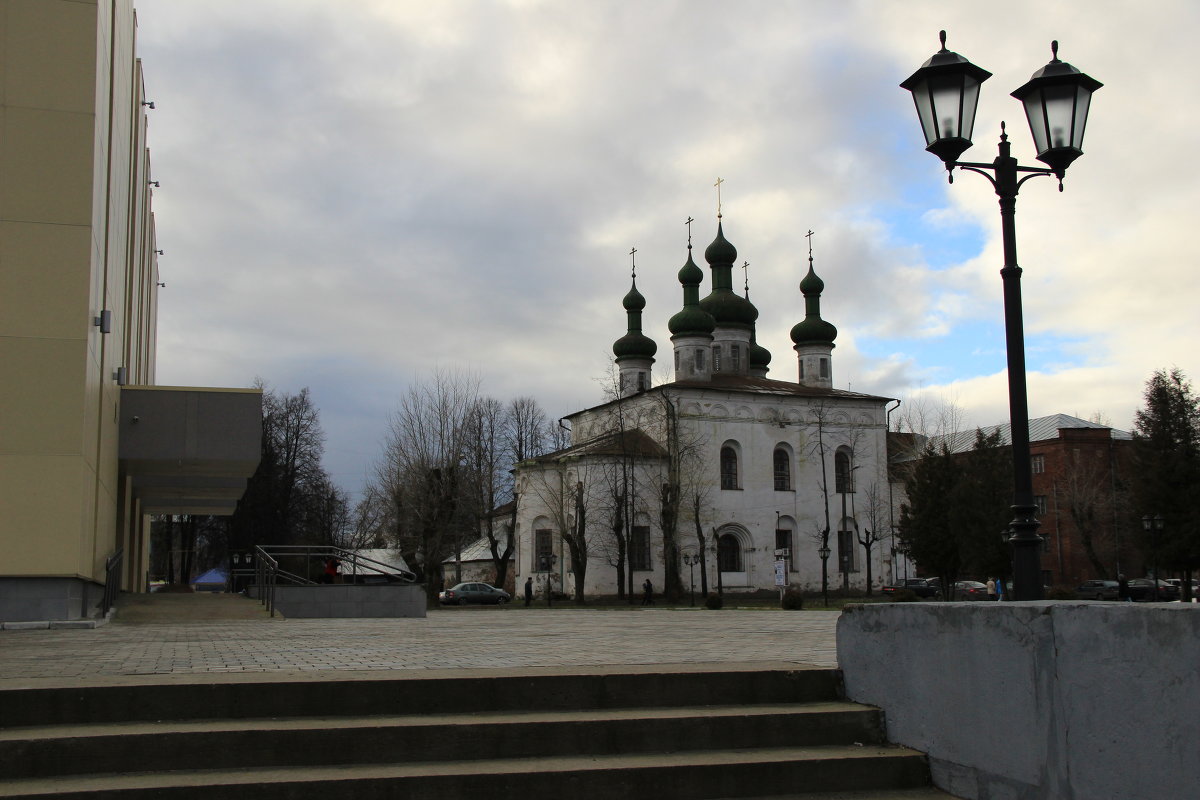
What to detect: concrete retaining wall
<box><xmin>267</xmin><ymin>584</ymin><xmax>426</xmax><ymax>619</ymax></box>
<box><xmin>837</xmin><ymin>602</ymin><xmax>1199</xmax><ymax>800</ymax></box>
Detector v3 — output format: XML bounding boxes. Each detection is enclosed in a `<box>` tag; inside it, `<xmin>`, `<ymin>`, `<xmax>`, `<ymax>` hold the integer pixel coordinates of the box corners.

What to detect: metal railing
<box><xmin>253</xmin><ymin>546</ymin><xmax>279</xmax><ymax>617</ymax></box>
<box><xmin>101</xmin><ymin>548</ymin><xmax>124</xmax><ymax>617</ymax></box>
<box><xmin>255</xmin><ymin>545</ymin><xmax>417</xmax><ymax>585</ymax></box>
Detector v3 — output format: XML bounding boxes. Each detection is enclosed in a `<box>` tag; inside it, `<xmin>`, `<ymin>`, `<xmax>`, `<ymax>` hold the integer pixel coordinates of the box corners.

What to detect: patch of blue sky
<box><xmin>858</xmin><ymin>319</ymin><xmax>1092</xmax><ymax>383</ymax></box>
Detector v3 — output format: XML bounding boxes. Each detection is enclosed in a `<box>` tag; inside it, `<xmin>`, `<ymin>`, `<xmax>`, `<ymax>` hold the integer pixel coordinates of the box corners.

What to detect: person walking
<box><xmin>1118</xmin><ymin>574</ymin><xmax>1131</xmax><ymax>602</ymax></box>
<box><xmin>986</xmin><ymin>577</ymin><xmax>997</xmax><ymax>601</ymax></box>
<box><xmin>642</xmin><ymin>578</ymin><xmax>654</xmax><ymax>606</ymax></box>
<box><xmin>524</xmin><ymin>576</ymin><xmax>533</xmax><ymax>607</ymax></box>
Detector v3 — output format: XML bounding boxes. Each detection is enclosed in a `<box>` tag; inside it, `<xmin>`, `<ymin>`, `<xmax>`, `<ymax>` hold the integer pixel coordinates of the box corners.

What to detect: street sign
<box><xmin>774</xmin><ymin>560</ymin><xmax>787</xmax><ymax>587</ymax></box>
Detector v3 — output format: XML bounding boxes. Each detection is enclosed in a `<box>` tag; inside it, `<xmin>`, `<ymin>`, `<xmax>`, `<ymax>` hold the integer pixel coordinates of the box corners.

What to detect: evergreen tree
<box><xmin>897</xmin><ymin>442</ymin><xmax>962</xmax><ymax>593</ymax></box>
<box><xmin>1132</xmin><ymin>368</ymin><xmax>1200</xmax><ymax>598</ymax></box>
<box><xmin>955</xmin><ymin>429</ymin><xmax>1013</xmax><ymax>581</ymax></box>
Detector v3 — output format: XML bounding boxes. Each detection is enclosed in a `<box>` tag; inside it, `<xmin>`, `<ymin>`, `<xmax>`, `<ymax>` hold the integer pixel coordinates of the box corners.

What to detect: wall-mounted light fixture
<box><xmin>148</xmin><ymin>180</ymin><xmax>160</xmax><ymax>187</ymax></box>
<box><xmin>142</xmin><ymin>100</ymin><xmax>155</xmax><ymax>109</ymax></box>
<box><xmin>114</xmin><ymin>366</ymin><xmax>128</xmax><ymax>386</ymax></box>
<box><xmin>156</xmin><ymin>281</ymin><xmax>166</xmax><ymax>288</ymax></box>
<box><xmin>93</xmin><ymin>309</ymin><xmax>112</xmax><ymax>334</ymax></box>
<box><xmin>155</xmin><ymin>249</ymin><xmax>164</xmax><ymax>255</ymax></box>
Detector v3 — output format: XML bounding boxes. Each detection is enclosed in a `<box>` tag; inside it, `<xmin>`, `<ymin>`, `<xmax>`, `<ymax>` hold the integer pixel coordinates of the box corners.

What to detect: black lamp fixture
<box><xmin>902</xmin><ymin>32</ymin><xmax>1101</xmax><ymax>601</ymax></box>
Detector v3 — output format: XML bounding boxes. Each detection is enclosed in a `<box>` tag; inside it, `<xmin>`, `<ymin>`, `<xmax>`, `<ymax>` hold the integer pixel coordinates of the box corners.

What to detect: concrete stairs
<box><xmin>0</xmin><ymin>665</ymin><xmax>954</xmax><ymax>799</ymax></box>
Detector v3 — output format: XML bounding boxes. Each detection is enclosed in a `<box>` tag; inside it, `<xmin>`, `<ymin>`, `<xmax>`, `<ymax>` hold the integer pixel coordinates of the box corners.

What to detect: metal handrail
<box><xmin>253</xmin><ymin>545</ymin><xmax>279</xmax><ymax>617</ymax></box>
<box><xmin>256</xmin><ymin>545</ymin><xmax>417</xmax><ymax>584</ymax></box>
<box><xmin>101</xmin><ymin>548</ymin><xmax>124</xmax><ymax>616</ymax></box>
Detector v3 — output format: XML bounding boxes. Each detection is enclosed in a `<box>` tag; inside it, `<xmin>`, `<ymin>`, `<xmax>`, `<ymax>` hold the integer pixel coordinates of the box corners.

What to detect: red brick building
<box><xmin>898</xmin><ymin>414</ymin><xmax>1133</xmax><ymax>588</ymax></box>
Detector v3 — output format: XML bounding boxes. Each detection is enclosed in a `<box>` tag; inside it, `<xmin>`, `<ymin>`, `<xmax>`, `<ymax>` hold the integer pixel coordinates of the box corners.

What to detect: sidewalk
<box><xmin>0</xmin><ymin>599</ymin><xmax>839</xmax><ymax>687</ymax></box>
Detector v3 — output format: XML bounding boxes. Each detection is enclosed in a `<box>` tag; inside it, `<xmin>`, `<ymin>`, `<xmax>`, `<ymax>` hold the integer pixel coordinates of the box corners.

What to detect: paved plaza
<box><xmin>0</xmin><ymin>601</ymin><xmax>839</xmax><ymax>687</ymax></box>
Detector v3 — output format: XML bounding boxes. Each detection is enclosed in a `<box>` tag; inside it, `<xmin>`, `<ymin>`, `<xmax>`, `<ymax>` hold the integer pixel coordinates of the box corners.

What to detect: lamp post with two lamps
<box><xmin>682</xmin><ymin>550</ymin><xmax>700</xmax><ymax>607</ymax></box>
<box><xmin>901</xmin><ymin>31</ymin><xmax>1101</xmax><ymax>600</ymax></box>
<box><xmin>817</xmin><ymin>540</ymin><xmax>831</xmax><ymax>608</ymax></box>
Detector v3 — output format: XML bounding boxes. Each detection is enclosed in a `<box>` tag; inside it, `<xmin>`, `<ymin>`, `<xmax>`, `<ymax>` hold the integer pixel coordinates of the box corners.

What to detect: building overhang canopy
<box><xmin>119</xmin><ymin>386</ymin><xmax>262</xmax><ymax>516</ymax></box>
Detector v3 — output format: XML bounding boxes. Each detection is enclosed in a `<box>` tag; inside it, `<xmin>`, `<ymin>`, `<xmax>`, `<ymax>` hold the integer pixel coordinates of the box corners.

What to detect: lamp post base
<box><xmin>1010</xmin><ymin>508</ymin><xmax>1043</xmax><ymax>600</ymax></box>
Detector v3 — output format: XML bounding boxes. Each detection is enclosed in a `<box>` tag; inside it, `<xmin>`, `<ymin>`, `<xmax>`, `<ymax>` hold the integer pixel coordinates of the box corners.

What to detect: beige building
<box><xmin>1</xmin><ymin>0</ymin><xmax>260</xmax><ymax>623</ymax></box>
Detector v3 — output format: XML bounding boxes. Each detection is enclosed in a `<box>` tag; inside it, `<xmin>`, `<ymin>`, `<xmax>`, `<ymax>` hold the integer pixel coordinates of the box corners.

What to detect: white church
<box><xmin>512</xmin><ymin>216</ymin><xmax>896</xmax><ymax>600</ymax></box>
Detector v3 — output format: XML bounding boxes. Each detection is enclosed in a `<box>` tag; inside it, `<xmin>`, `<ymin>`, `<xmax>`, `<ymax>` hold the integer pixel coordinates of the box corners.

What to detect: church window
<box><xmin>630</xmin><ymin>525</ymin><xmax>651</xmax><ymax>571</ymax></box>
<box><xmin>819</xmin><ymin>357</ymin><xmax>830</xmax><ymax>379</ymax></box>
<box><xmin>712</xmin><ymin>345</ymin><xmax>721</xmax><ymax>372</ymax></box>
<box><xmin>695</xmin><ymin>348</ymin><xmax>705</xmax><ymax>371</ymax></box>
<box><xmin>637</xmin><ymin>372</ymin><xmax>648</xmax><ymax>392</ymax></box>
<box><xmin>835</xmin><ymin>449</ymin><xmax>854</xmax><ymax>493</ymax></box>
<box><xmin>675</xmin><ymin>350</ymin><xmax>680</xmax><ymax>370</ymax></box>
<box><xmin>720</xmin><ymin>446</ymin><xmax>739</xmax><ymax>490</ymax></box>
<box><xmin>535</xmin><ymin>529</ymin><xmax>554</xmax><ymax>572</ymax></box>
<box><xmin>773</xmin><ymin>447</ymin><xmax>791</xmax><ymax>491</ymax></box>
<box><xmin>718</xmin><ymin>533</ymin><xmax>742</xmax><ymax>572</ymax></box>
<box><xmin>799</xmin><ymin>359</ymin><xmax>805</xmax><ymax>380</ymax></box>
<box><xmin>838</xmin><ymin>526</ymin><xmax>857</xmax><ymax>573</ymax></box>
<box><xmin>731</xmin><ymin>345</ymin><xmax>741</xmax><ymax>372</ymax></box>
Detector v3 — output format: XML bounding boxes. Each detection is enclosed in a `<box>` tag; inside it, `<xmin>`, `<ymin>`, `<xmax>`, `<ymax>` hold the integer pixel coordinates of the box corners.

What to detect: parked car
<box><xmin>438</xmin><ymin>582</ymin><xmax>511</xmax><ymax>606</ymax></box>
<box><xmin>1075</xmin><ymin>580</ymin><xmax>1119</xmax><ymax>600</ymax></box>
<box><xmin>881</xmin><ymin>578</ymin><xmax>940</xmax><ymax>599</ymax></box>
<box><xmin>1127</xmin><ymin>578</ymin><xmax>1179</xmax><ymax>602</ymax></box>
<box><xmin>952</xmin><ymin>581</ymin><xmax>990</xmax><ymax>601</ymax></box>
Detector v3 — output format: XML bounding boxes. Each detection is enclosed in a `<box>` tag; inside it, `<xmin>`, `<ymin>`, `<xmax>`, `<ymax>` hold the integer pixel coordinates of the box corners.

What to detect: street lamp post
<box><xmin>682</xmin><ymin>551</ymin><xmax>699</xmax><ymax>607</ymax></box>
<box><xmin>817</xmin><ymin>541</ymin><xmax>831</xmax><ymax>608</ymax></box>
<box><xmin>1142</xmin><ymin>514</ymin><xmax>1164</xmax><ymax>598</ymax></box>
<box><xmin>902</xmin><ymin>32</ymin><xmax>1101</xmax><ymax>601</ymax></box>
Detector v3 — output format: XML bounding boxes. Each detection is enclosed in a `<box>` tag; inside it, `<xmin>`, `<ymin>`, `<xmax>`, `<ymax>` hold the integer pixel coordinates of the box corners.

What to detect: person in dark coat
<box><xmin>642</xmin><ymin>578</ymin><xmax>654</xmax><ymax>606</ymax></box>
<box><xmin>1118</xmin><ymin>574</ymin><xmax>1131</xmax><ymax>602</ymax></box>
<box><xmin>524</xmin><ymin>577</ymin><xmax>533</xmax><ymax>607</ymax></box>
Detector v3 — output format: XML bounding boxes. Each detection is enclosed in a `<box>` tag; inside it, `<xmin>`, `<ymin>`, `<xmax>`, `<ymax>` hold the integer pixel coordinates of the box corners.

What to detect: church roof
<box><xmin>522</xmin><ymin>428</ymin><xmax>668</xmax><ymax>464</ymax></box>
<box><xmin>564</xmin><ymin>375</ymin><xmax>892</xmax><ymax>421</ymax></box>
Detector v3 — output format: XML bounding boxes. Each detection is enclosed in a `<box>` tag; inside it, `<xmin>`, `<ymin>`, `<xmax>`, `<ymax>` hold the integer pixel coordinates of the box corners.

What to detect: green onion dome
<box><xmin>790</xmin><ymin>264</ymin><xmax>838</xmax><ymax>345</ymax></box>
<box><xmin>749</xmin><ymin>336</ymin><xmax>772</xmax><ymax>370</ymax></box>
<box><xmin>613</xmin><ymin>278</ymin><xmax>658</xmax><ymax>360</ymax></box>
<box><xmin>699</xmin><ymin>222</ymin><xmax>758</xmax><ymax>328</ymax></box>
<box><xmin>668</xmin><ymin>248</ymin><xmax>716</xmax><ymax>336</ymax></box>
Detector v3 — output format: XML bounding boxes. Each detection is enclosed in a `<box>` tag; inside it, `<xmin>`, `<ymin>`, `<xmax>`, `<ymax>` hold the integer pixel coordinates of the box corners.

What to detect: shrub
<box><xmin>1046</xmin><ymin>585</ymin><xmax>1076</xmax><ymax>601</ymax></box>
<box><xmin>781</xmin><ymin>589</ymin><xmax>804</xmax><ymax>610</ymax></box>
<box><xmin>704</xmin><ymin>594</ymin><xmax>724</xmax><ymax>610</ymax></box>
<box><xmin>888</xmin><ymin>588</ymin><xmax>919</xmax><ymax>603</ymax></box>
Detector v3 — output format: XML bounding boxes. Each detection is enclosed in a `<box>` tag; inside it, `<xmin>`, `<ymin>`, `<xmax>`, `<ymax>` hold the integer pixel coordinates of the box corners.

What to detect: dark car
<box><xmin>1075</xmin><ymin>580</ymin><xmax>1119</xmax><ymax>600</ymax></box>
<box><xmin>1127</xmin><ymin>578</ymin><xmax>1179</xmax><ymax>602</ymax></box>
<box><xmin>952</xmin><ymin>581</ymin><xmax>990</xmax><ymax>601</ymax></box>
<box><xmin>881</xmin><ymin>578</ymin><xmax>940</xmax><ymax>599</ymax></box>
<box><xmin>438</xmin><ymin>582</ymin><xmax>511</xmax><ymax>606</ymax></box>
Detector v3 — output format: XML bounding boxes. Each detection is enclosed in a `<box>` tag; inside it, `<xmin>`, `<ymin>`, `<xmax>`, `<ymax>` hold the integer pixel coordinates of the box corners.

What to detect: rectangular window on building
<box><xmin>731</xmin><ymin>344</ymin><xmax>740</xmax><ymax>372</ymax></box>
<box><xmin>799</xmin><ymin>360</ymin><xmax>805</xmax><ymax>380</ymax></box>
<box><xmin>535</xmin><ymin>529</ymin><xmax>553</xmax><ymax>572</ymax></box>
<box><xmin>1033</xmin><ymin>495</ymin><xmax>1048</xmax><ymax>516</ymax></box>
<box><xmin>819</xmin><ymin>357</ymin><xmax>829</xmax><ymax>379</ymax></box>
<box><xmin>712</xmin><ymin>345</ymin><xmax>721</xmax><ymax>372</ymax></box>
<box><xmin>674</xmin><ymin>350</ymin><xmax>680</xmax><ymax>370</ymax></box>
<box><xmin>1031</xmin><ymin>454</ymin><xmax>1045</xmax><ymax>474</ymax></box>
<box><xmin>630</xmin><ymin>526</ymin><xmax>651</xmax><ymax>571</ymax></box>
<box><xmin>695</xmin><ymin>348</ymin><xmax>705</xmax><ymax>371</ymax></box>
<box><xmin>838</xmin><ymin>529</ymin><xmax>856</xmax><ymax>573</ymax></box>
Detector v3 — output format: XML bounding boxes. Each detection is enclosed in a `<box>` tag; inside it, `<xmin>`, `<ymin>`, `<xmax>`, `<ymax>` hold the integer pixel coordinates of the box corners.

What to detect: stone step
<box><xmin>2</xmin><ymin>701</ymin><xmax>883</xmax><ymax>779</ymax></box>
<box><xmin>0</xmin><ymin>665</ymin><xmax>842</xmax><ymax>727</ymax></box>
<box><xmin>0</xmin><ymin>744</ymin><xmax>932</xmax><ymax>800</ymax></box>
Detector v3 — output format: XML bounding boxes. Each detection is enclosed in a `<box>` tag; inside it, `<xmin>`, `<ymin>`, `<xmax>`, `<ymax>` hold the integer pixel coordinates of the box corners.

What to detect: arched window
<box><xmin>720</xmin><ymin>445</ymin><xmax>739</xmax><ymax>490</ymax></box>
<box><xmin>835</xmin><ymin>448</ymin><xmax>854</xmax><ymax>493</ymax></box>
<box><xmin>773</xmin><ymin>446</ymin><xmax>791</xmax><ymax>491</ymax></box>
<box><xmin>718</xmin><ymin>533</ymin><xmax>742</xmax><ymax>572</ymax></box>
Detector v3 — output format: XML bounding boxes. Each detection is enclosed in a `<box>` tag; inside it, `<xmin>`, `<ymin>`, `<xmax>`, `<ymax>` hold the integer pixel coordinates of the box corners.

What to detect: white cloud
<box><xmin>135</xmin><ymin>0</ymin><xmax>1200</xmax><ymax>495</ymax></box>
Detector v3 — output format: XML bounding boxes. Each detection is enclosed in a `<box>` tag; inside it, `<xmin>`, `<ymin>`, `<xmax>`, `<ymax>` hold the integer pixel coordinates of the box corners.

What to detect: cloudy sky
<box><xmin>135</xmin><ymin>1</ymin><xmax>1199</xmax><ymax>500</ymax></box>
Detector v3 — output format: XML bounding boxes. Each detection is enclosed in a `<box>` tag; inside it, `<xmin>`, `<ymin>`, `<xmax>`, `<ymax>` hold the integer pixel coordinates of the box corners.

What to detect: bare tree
<box><xmin>524</xmin><ymin>459</ymin><xmax>600</xmax><ymax>604</ymax></box>
<box><xmin>856</xmin><ymin>481</ymin><xmax>889</xmax><ymax>595</ymax></box>
<box><xmin>373</xmin><ymin>368</ymin><xmax>481</xmax><ymax>602</ymax></box>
